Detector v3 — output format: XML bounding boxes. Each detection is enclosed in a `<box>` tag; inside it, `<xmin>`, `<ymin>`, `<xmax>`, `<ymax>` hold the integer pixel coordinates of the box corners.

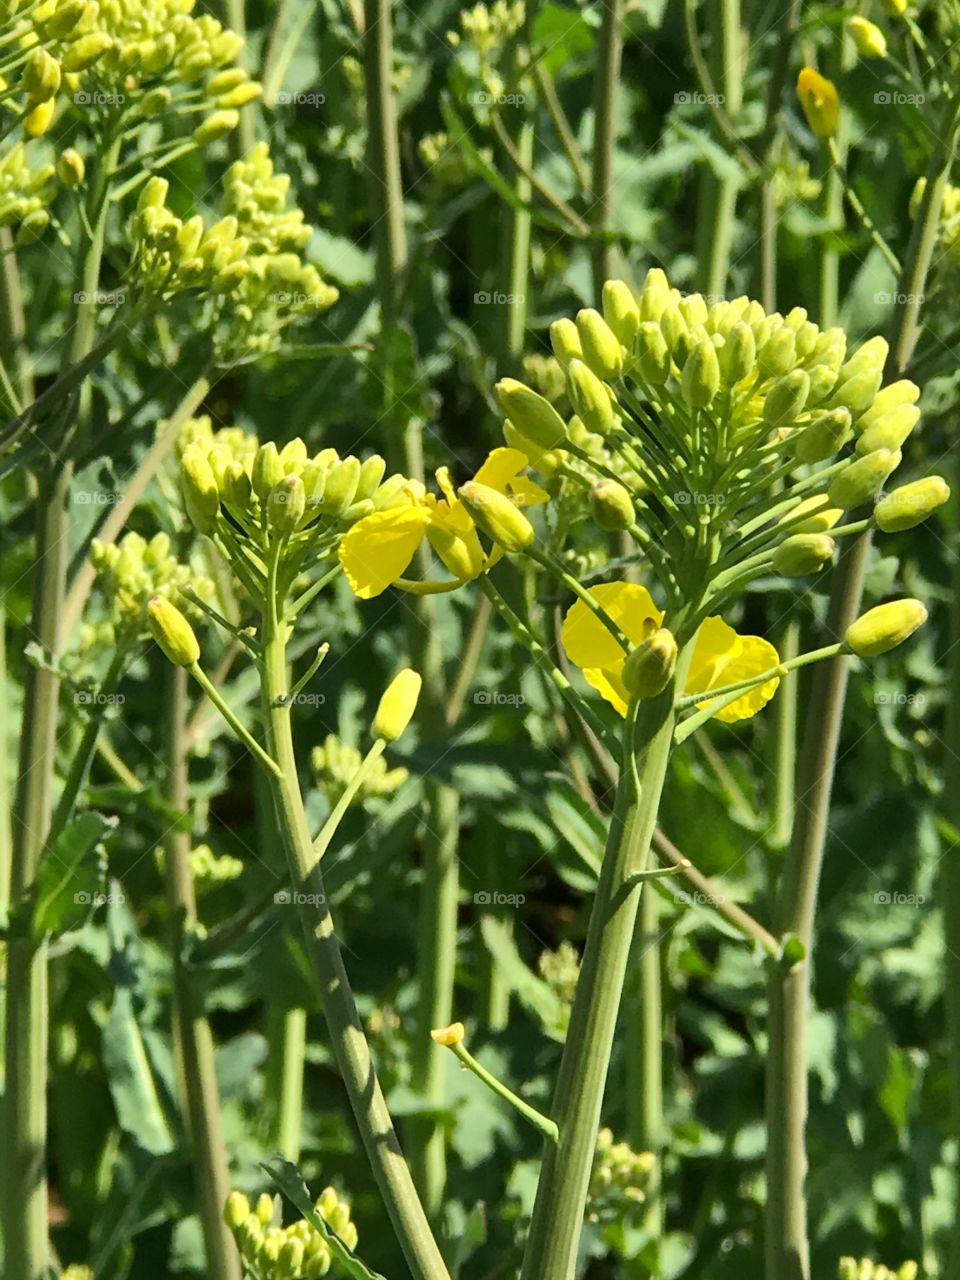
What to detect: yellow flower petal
<box><xmin>686</xmin><ymin>618</ymin><xmax>780</xmax><ymax>723</ymax></box>
<box><xmin>561</xmin><ymin>581</ymin><xmax>663</xmax><ymax>675</ymax></box>
<box><xmin>339</xmin><ymin>506</ymin><xmax>432</xmax><ymax>599</ymax></box>
<box><xmin>582</xmin><ymin>666</ymin><xmax>630</xmax><ymax>716</ymax></box>
<box><xmin>474</xmin><ymin>446</ymin><xmax>530</xmax><ymax>492</ymax></box>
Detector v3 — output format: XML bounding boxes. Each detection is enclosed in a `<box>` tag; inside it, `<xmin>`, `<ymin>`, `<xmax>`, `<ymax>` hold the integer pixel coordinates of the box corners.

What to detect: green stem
<box><xmin>312</xmin><ymin>739</ymin><xmax>387</xmax><ymax>859</ymax></box>
<box><xmin>770</xmin><ymin>618</ymin><xmax>799</xmax><ymax>852</ymax></box>
<box><xmin>259</xmin><ymin>614</ymin><xmax>449</xmax><ymax>1280</ymax></box>
<box><xmin>520</xmin><ymin>650</ymin><xmax>690</xmax><ymax>1280</ymax></box>
<box><xmin>163</xmin><ymin>666</ymin><xmax>240</xmax><ymax>1280</ymax></box>
<box><xmin>448</xmin><ymin>1039</ymin><xmax>558</xmax><ymax>1143</ymax></box>
<box><xmin>590</xmin><ymin>0</ymin><xmax>624</xmax><ymax>295</ymax></box>
<box><xmin>764</xmin><ymin>107</ymin><xmax>959</xmax><ymax>1280</ymax></box>
<box><xmin>945</xmin><ymin>447</ymin><xmax>960</xmax><ymax>1280</ymax></box>
<box><xmin>61</xmin><ymin>373</ymin><xmax>213</xmax><ymax>641</ymax></box>
<box><xmin>698</xmin><ymin>0</ymin><xmax>743</xmax><ymax>299</ymax></box>
<box><xmin>274</xmin><ymin>1006</ymin><xmax>307</xmax><ymax>1162</ymax></box>
<box><xmin>363</xmin><ymin>0</ymin><xmax>407</xmax><ymax>325</ymax></box>
<box><xmin>2</xmin><ymin>133</ymin><xmax>120</xmax><ymax>1280</ymax></box>
<box><xmin>627</xmin><ymin>882</ymin><xmax>663</xmax><ymax>1266</ymax></box>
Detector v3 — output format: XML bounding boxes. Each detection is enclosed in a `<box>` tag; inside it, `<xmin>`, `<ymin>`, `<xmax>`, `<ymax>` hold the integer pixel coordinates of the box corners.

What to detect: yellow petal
<box><xmin>509</xmin><ymin>475</ymin><xmax>551</xmax><ymax>507</ymax></box>
<box><xmin>339</xmin><ymin>506</ymin><xmax>431</xmax><ymax>599</ymax></box>
<box><xmin>561</xmin><ymin>581</ymin><xmax>663</xmax><ymax>674</ymax></box>
<box><xmin>686</xmin><ymin>618</ymin><xmax>780</xmax><ymax>723</ymax></box>
<box><xmin>426</xmin><ymin>523</ymin><xmax>486</xmax><ymax>580</ymax></box>
<box><xmin>474</xmin><ymin>446</ymin><xmax>530</xmax><ymax>492</ymax></box>
<box><xmin>582</xmin><ymin>666</ymin><xmax>630</xmax><ymax>716</ymax></box>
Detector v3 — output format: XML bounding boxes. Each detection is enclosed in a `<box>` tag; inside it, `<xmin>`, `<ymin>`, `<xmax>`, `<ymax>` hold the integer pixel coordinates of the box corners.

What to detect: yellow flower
<box><xmin>339</xmin><ymin>447</ymin><xmax>547</xmax><ymax>599</ymax></box>
<box><xmin>560</xmin><ymin>581</ymin><xmax>780</xmax><ymax>723</ymax></box>
<box><xmin>796</xmin><ymin>67</ymin><xmax>840</xmax><ymax>139</ymax></box>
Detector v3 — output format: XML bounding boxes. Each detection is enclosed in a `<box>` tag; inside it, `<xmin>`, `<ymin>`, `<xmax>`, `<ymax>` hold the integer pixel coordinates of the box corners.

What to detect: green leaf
<box><xmin>262</xmin><ymin>1157</ymin><xmax>388</xmax><ymax>1280</ymax></box>
<box><xmin>544</xmin><ymin>782</ymin><xmax>604</xmax><ymax>878</ymax></box>
<box><xmin>102</xmin><ymin>987</ymin><xmax>175</xmax><ymax>1156</ymax></box>
<box><xmin>31</xmin><ymin>811</ymin><xmax>116</xmax><ymax>939</ymax></box>
<box><xmin>479</xmin><ymin>916</ymin><xmax>566</xmax><ymax>1039</ymax></box>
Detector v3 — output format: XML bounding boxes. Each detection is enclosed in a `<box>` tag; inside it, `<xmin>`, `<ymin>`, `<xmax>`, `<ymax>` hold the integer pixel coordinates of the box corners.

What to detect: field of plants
<box><xmin>2</xmin><ymin>1</ymin><xmax>960</xmax><ymax>1278</ymax></box>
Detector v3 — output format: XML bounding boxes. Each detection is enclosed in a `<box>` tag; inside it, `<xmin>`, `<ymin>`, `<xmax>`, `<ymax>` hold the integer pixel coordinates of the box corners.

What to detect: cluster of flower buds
<box><xmin>0</xmin><ymin>142</ymin><xmax>54</xmax><ymax>239</ymax></box>
<box><xmin>176</xmin><ymin>419</ymin><xmax>416</xmax><ymax>603</ymax></box>
<box><xmin>838</xmin><ymin>1259</ymin><xmax>917</xmax><ymax>1280</ymax></box>
<box><xmin>129</xmin><ymin>151</ymin><xmax>336</xmax><ymax>356</ymax></box>
<box><xmin>447</xmin><ymin>0</ymin><xmax>527</xmax><ymax>109</ymax></box>
<box><xmin>538</xmin><ymin>939</ymin><xmax>581</xmax><ymax>1005</ymax></box>
<box><xmin>86</xmin><ymin>531</ymin><xmax>210</xmax><ymax>647</ymax></box>
<box><xmin>311</xmin><ymin>734</ymin><xmax>409</xmax><ymax>807</ymax></box>
<box><xmin>153</xmin><ymin>841</ymin><xmax>243</xmax><ymax>891</ymax></box>
<box><xmin>496</xmin><ymin>270</ymin><xmax>948</xmax><ymax>615</ymax></box>
<box><xmin>586</xmin><ymin>1128</ymin><xmax>655</xmax><ymax>1225</ymax></box>
<box><xmin>224</xmin><ymin>1188</ymin><xmax>358</xmax><ymax>1279</ymax></box>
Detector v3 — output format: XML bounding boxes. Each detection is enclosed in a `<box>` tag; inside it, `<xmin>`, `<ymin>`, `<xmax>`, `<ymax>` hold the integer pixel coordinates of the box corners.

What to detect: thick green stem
<box><xmin>694</xmin><ymin>0</ymin><xmax>743</xmax><ymax>298</ymax></box>
<box><xmin>259</xmin><ymin>616</ymin><xmax>449</xmax><ymax>1280</ymax></box>
<box><xmin>163</xmin><ymin>666</ymin><xmax>240</xmax><ymax>1280</ymax></box>
<box><xmin>590</xmin><ymin>0</ymin><xmax>624</xmax><ymax>296</ymax></box>
<box><xmin>764</xmin><ymin>110</ymin><xmax>959</xmax><ymax>1280</ymax></box>
<box><xmin>363</xmin><ymin>0</ymin><xmax>407</xmax><ymax>325</ymax></box>
<box><xmin>520</xmin><ymin>654</ymin><xmax>688</xmax><ymax>1280</ymax></box>
<box><xmin>2</xmin><ymin>134</ymin><xmax>120</xmax><ymax>1280</ymax></box>
<box><xmin>627</xmin><ymin>882</ymin><xmax>664</xmax><ymax>1264</ymax></box>
<box><xmin>770</xmin><ymin>618</ymin><xmax>799</xmax><ymax>852</ymax></box>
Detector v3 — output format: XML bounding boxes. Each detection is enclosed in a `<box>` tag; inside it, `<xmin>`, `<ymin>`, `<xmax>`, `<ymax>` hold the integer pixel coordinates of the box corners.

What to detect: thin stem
<box><xmin>826</xmin><ymin>139</ymin><xmax>901</xmax><ymax>275</ymax></box>
<box><xmin>61</xmin><ymin>374</ymin><xmax>212</xmax><ymax>641</ymax></box>
<box><xmin>590</xmin><ymin>0</ymin><xmax>625</xmax><ymax>295</ymax></box>
<box><xmin>189</xmin><ymin>663</ymin><xmax>283</xmax><ymax>778</ymax></box>
<box><xmin>520</xmin><ymin>649</ymin><xmax>691</xmax><ymax>1280</ymax></box>
<box><xmin>259</xmin><ymin>614</ymin><xmax>449</xmax><ymax>1280</ymax></box>
<box><xmin>312</xmin><ymin>739</ymin><xmax>387</xmax><ymax>859</ymax></box>
<box><xmin>163</xmin><ymin>666</ymin><xmax>240</xmax><ymax>1280</ymax></box>
<box><xmin>447</xmin><ymin>1039</ymin><xmax>559</xmax><ymax>1143</ymax></box>
<box><xmin>765</xmin><ymin>101</ymin><xmax>960</xmax><ymax>1280</ymax></box>
<box><xmin>363</xmin><ymin>0</ymin><xmax>407</xmax><ymax>325</ymax></box>
<box><xmin>770</xmin><ymin>618</ymin><xmax>799</xmax><ymax>852</ymax></box>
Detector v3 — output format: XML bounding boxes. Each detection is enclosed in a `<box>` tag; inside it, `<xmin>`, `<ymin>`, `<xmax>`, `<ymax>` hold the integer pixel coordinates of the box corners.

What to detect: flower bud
<box><xmin>623</xmin><ymin>628</ymin><xmax>678</xmax><ymax>700</ymax></box>
<box><xmin>207</xmin><ymin>68</ymin><xmax>248</xmax><ymax>95</ymax></box>
<box><xmin>62</xmin><ymin>32</ymin><xmax>113</xmax><ymax>72</ymax></box>
<box><xmin>783</xmin><ymin>495</ymin><xmax>842</xmax><ymax>534</ymax></box>
<box><xmin>549</xmin><ymin>317</ymin><xmax>582</xmax><ymax>367</ymax></box>
<box><xmin>602</xmin><ymin>280</ymin><xmax>640</xmax><ymax>348</ymax></box>
<box><xmin>796</xmin><ymin>67</ymin><xmax>839</xmax><ymax>138</ymax></box>
<box><xmin>218</xmin><ymin>82</ymin><xmax>263</xmax><ymax>109</ymax></box>
<box><xmin>140</xmin><ymin>87</ymin><xmax>173</xmax><ymax>117</ymax></box>
<box><xmin>495</xmin><ymin>378</ymin><xmax>567</xmax><ymax>449</ymax></box>
<box><xmin>793</xmin><ymin>408</ymin><xmax>852</xmax><ymax>463</ymax></box>
<box><xmin>566</xmin><ymin>358</ymin><xmax>616</xmax><ymax>434</ymax></box>
<box><xmin>355</xmin><ymin>454</ymin><xmax>387</xmax><ymax>502</ymax></box>
<box><xmin>193</xmin><ymin>109</ymin><xmax>240</xmax><ymax>145</ymax></box>
<box><xmin>252</xmin><ymin>442</ymin><xmax>285</xmax><ymax>498</ymax></box>
<box><xmin>459</xmin><ymin>481</ymin><xmax>536</xmax><ymax>552</ymax></box>
<box><xmin>24</xmin><ymin>49</ymin><xmax>61</xmax><ymax>103</ymax></box>
<box><xmin>24</xmin><ymin>98</ymin><xmax>55</xmax><ymax>138</ymax></box>
<box><xmin>148</xmin><ymin>597</ymin><xmax>200</xmax><ymax>667</ymax></box>
<box><xmin>831</xmin><ymin>367</ymin><xmax>884</xmax><ymax>414</ymax></box>
<box><xmin>772</xmin><ymin>533</ymin><xmax>836</xmax><ymax>576</ymax></box>
<box><xmin>854</xmin><ymin>403</ymin><xmax>920</xmax><ymax>454</ymax></box>
<box><xmin>320</xmin><ymin>456</ymin><xmax>361</xmax><ymax>515</ymax></box>
<box><xmin>56</xmin><ymin>147</ymin><xmax>85</xmax><ymax>186</ymax></box>
<box><xmin>634</xmin><ymin>321</ymin><xmax>671</xmax><ymax>384</ymax></box>
<box><xmin>659</xmin><ymin>304</ymin><xmax>688</xmax><ymax>352</ymax></box>
<box><xmin>139</xmin><ymin>176</ymin><xmax>169</xmax><ymax>212</ymax></box>
<box><xmin>828</xmin><ymin>449</ymin><xmax>900</xmax><ymax>509</ymax></box>
<box><xmin>431</xmin><ymin>1022</ymin><xmax>465</xmax><ymax>1046</ymax></box>
<box><xmin>255</xmin><ymin>1193</ymin><xmax>274</xmax><ymax>1225</ymax></box>
<box><xmin>845</xmin><ymin>598</ymin><xmax>927</xmax><ymax>656</ymax></box>
<box><xmin>221</xmin><ymin>461</ymin><xmax>252</xmax><ymax>509</ymax></box>
<box><xmin>576</xmin><ymin>308</ymin><xmax>623</xmax><ymax>379</ymax></box>
<box><xmin>680</xmin><ymin>338</ymin><xmax>720</xmax><ymax>408</ymax></box>
<box><xmin>224</xmin><ymin>1191</ymin><xmax>250</xmax><ymax>1232</ymax></box>
<box><xmin>719</xmin><ymin>321</ymin><xmax>756</xmax><ymax>384</ymax></box>
<box><xmin>639</xmin><ymin>267</ymin><xmax>671</xmax><ymax>322</ymax></box>
<box><xmin>373</xmin><ymin>668</ymin><xmax>422</xmax><ymax>741</ymax></box>
<box><xmin>874</xmin><ymin>476</ymin><xmax>950</xmax><ymax>532</ymax></box>
<box><xmin>590</xmin><ymin>479</ymin><xmax>635</xmax><ymax>531</ymax></box>
<box><xmin>268</xmin><ymin>475</ymin><xmax>306</xmax><ymax>532</ymax></box>
<box><xmin>881</xmin><ymin>0</ymin><xmax>907</xmax><ymax>13</ymax></box>
<box><xmin>856</xmin><ymin>378</ymin><xmax>919</xmax><ymax>433</ymax></box>
<box><xmin>848</xmin><ymin>16</ymin><xmax>887</xmax><ymax>57</ymax></box>
<box><xmin>38</xmin><ymin>0</ymin><xmax>89</xmax><ymax>37</ymax></box>
<box><xmin>763</xmin><ymin>369</ymin><xmax>810</xmax><ymax>428</ymax></box>
<box><xmin>181</xmin><ymin>447</ymin><xmax>220</xmax><ymax>532</ymax></box>
<box><xmin>757</xmin><ymin>327</ymin><xmax>796</xmax><ymax>380</ymax></box>
<box><xmin>278</xmin><ymin>1239</ymin><xmax>305</xmax><ymax>1277</ymax></box>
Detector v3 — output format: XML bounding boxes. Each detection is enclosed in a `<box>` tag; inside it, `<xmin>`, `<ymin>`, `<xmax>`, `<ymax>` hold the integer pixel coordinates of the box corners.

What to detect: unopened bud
<box><xmin>56</xmin><ymin>147</ymin><xmax>85</xmax><ymax>186</ymax></box>
<box><xmin>757</xmin><ymin>327</ymin><xmax>797</xmax><ymax>380</ymax></box>
<box><xmin>845</xmin><ymin>598</ymin><xmax>927</xmax><ymax>656</ymax></box>
<box><xmin>623</xmin><ymin>628</ymin><xmax>678</xmax><ymax>700</ymax></box>
<box><xmin>373</xmin><ymin>668</ymin><xmax>422</xmax><ymax>741</ymax></box>
<box><xmin>590</xmin><ymin>479</ymin><xmax>635</xmax><ymax>531</ymax></box>
<box><xmin>495</xmin><ymin>378</ymin><xmax>567</xmax><ymax>449</ymax></box>
<box><xmin>783</xmin><ymin>495</ymin><xmax>842</xmax><ymax>534</ymax></box>
<box><xmin>793</xmin><ymin>408</ymin><xmax>852</xmax><ymax>463</ymax></box>
<box><xmin>24</xmin><ymin>98</ymin><xmax>56</xmax><ymax>138</ymax></box>
<box><xmin>148</xmin><ymin>597</ymin><xmax>200</xmax><ymax>667</ymax></box>
<box><xmin>62</xmin><ymin>32</ymin><xmax>113</xmax><ymax>72</ymax></box>
<box><xmin>430</xmin><ymin>1022</ymin><xmax>465</xmax><ymax>1046</ymax></box>
<box><xmin>796</xmin><ymin>67</ymin><xmax>839</xmax><ymax>138</ymax></box>
<box><xmin>321</xmin><ymin>456</ymin><xmax>361</xmax><ymax>515</ymax></box>
<box><xmin>719</xmin><ymin>321</ymin><xmax>756</xmax><ymax>384</ymax></box>
<box><xmin>24</xmin><ymin>49</ymin><xmax>61</xmax><ymax>103</ymax></box>
<box><xmin>252</xmin><ymin>442</ymin><xmax>285</xmax><ymax>498</ymax></box>
<box><xmin>828</xmin><ymin>449</ymin><xmax>900</xmax><ymax>509</ymax></box>
<box><xmin>224</xmin><ymin>1191</ymin><xmax>251</xmax><ymax>1232</ymax></box>
<box><xmin>855</xmin><ymin>403</ymin><xmax>920</xmax><ymax>454</ymax></box>
<box><xmin>848</xmin><ymin>15</ymin><xmax>887</xmax><ymax>57</ymax></box>
<box><xmin>856</xmin><ymin>379</ymin><xmax>919</xmax><ymax>433</ymax></box>
<box><xmin>602</xmin><ymin>280</ymin><xmax>640</xmax><ymax>348</ymax></box>
<box><xmin>772</xmin><ymin>533</ymin><xmax>836</xmax><ymax>576</ymax></box>
<box><xmin>181</xmin><ymin>447</ymin><xmax>220</xmax><ymax>533</ymax></box>
<box><xmin>763</xmin><ymin>369</ymin><xmax>810</xmax><ymax>428</ymax></box>
<box><xmin>193</xmin><ymin>109</ymin><xmax>240</xmax><ymax>145</ymax></box>
<box><xmin>549</xmin><ymin>317</ymin><xmax>582</xmax><ymax>367</ymax></box>
<box><xmin>680</xmin><ymin>338</ymin><xmax>721</xmax><ymax>408</ymax></box>
<box><xmin>874</xmin><ymin>476</ymin><xmax>950</xmax><ymax>532</ymax></box>
<box><xmin>459</xmin><ymin>481</ymin><xmax>535</xmax><ymax>552</ymax></box>
<box><xmin>576</xmin><ymin>308</ymin><xmax>623</xmax><ymax>380</ymax></box>
<box><xmin>566</xmin><ymin>358</ymin><xmax>616</xmax><ymax>434</ymax></box>
<box><xmin>268</xmin><ymin>475</ymin><xmax>306</xmax><ymax>532</ymax></box>
<box><xmin>634</xmin><ymin>321</ymin><xmax>671</xmax><ymax>384</ymax></box>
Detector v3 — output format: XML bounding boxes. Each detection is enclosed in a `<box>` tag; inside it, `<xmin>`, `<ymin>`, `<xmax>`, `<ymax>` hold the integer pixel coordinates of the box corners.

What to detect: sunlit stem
<box><xmin>312</xmin><ymin>739</ymin><xmax>388</xmax><ymax>860</ymax></box>
<box><xmin>442</xmin><ymin>1037</ymin><xmax>559</xmax><ymax>1144</ymax></box>
<box><xmin>188</xmin><ymin>662</ymin><xmax>283</xmax><ymax>778</ymax></box>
